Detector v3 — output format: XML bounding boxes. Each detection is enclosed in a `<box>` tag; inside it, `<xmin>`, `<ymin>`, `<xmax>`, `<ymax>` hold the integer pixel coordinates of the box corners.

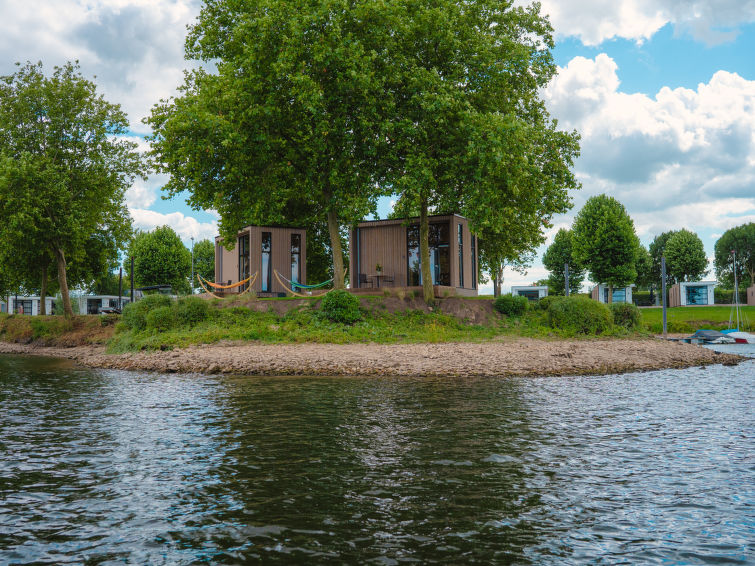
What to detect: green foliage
<box><xmin>121</xmin><ymin>294</ymin><xmax>173</xmax><ymax>331</ymax></box>
<box><xmin>634</xmin><ymin>245</ymin><xmax>654</xmax><ymax>290</ymax></box>
<box><xmin>146</xmin><ymin>306</ymin><xmax>177</xmax><ymax>332</ymax></box>
<box><xmin>538</xmin><ymin>295</ymin><xmax>556</xmax><ymax>311</ymax></box>
<box><xmin>175</xmin><ymin>296</ymin><xmax>209</xmax><ymax>326</ymax></box>
<box><xmin>191</xmin><ymin>239</ymin><xmax>215</xmax><ymax>284</ymax></box>
<box><xmin>572</xmin><ymin>195</ymin><xmax>639</xmax><ymax>290</ymax></box>
<box><xmin>493</xmin><ymin>294</ymin><xmax>528</xmax><ymax>317</ymax></box>
<box><xmin>547</xmin><ymin>296</ymin><xmax>613</xmax><ymax>335</ymax></box>
<box><xmin>542</xmin><ymin>229</ymin><xmax>585</xmax><ymax>295</ymax></box>
<box><xmin>0</xmin><ymin>61</ymin><xmax>141</xmax><ymax>317</ymax></box>
<box><xmin>648</xmin><ymin>231</ymin><xmax>677</xmax><ymax>288</ymax></box>
<box><xmin>128</xmin><ymin>226</ymin><xmax>191</xmax><ymax>295</ymax></box>
<box><xmin>320</xmin><ymin>290</ymin><xmax>362</xmax><ymax>324</ymax></box>
<box><xmin>665</xmin><ymin>229</ymin><xmax>708</xmax><ymax>283</ymax></box>
<box><xmin>610</xmin><ymin>303</ymin><xmax>641</xmax><ymax>330</ymax></box>
<box><xmin>713</xmin><ymin>223</ymin><xmax>755</xmax><ymax>288</ymax></box>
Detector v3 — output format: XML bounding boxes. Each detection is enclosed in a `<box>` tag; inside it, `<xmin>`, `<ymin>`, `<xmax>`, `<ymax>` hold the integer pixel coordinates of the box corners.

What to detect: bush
<box><xmin>538</xmin><ymin>295</ymin><xmax>557</xmax><ymax>311</ymax></box>
<box><xmin>610</xmin><ymin>303</ymin><xmax>641</xmax><ymax>329</ymax></box>
<box><xmin>493</xmin><ymin>294</ymin><xmax>528</xmax><ymax>316</ymax></box>
<box><xmin>146</xmin><ymin>305</ymin><xmax>177</xmax><ymax>332</ymax></box>
<box><xmin>321</xmin><ymin>289</ymin><xmax>362</xmax><ymax>324</ymax></box>
<box><xmin>547</xmin><ymin>296</ymin><xmax>613</xmax><ymax>335</ymax></box>
<box><xmin>121</xmin><ymin>294</ymin><xmax>173</xmax><ymax>331</ymax></box>
<box><xmin>176</xmin><ymin>296</ymin><xmax>209</xmax><ymax>326</ymax></box>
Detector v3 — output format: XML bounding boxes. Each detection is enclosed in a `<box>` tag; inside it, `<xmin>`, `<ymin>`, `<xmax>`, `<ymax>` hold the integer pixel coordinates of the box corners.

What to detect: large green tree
<box><xmin>648</xmin><ymin>231</ymin><xmax>677</xmax><ymax>289</ymax></box>
<box><xmin>147</xmin><ymin>0</ymin><xmax>392</xmax><ymax>289</ymax></box>
<box><xmin>128</xmin><ymin>226</ymin><xmax>192</xmax><ymax>294</ymax></box>
<box><xmin>192</xmin><ymin>239</ymin><xmax>215</xmax><ymax>285</ymax></box>
<box><xmin>386</xmin><ymin>0</ymin><xmax>580</xmax><ymax>302</ymax></box>
<box><xmin>714</xmin><ymin>223</ymin><xmax>755</xmax><ymax>288</ymax></box>
<box><xmin>572</xmin><ymin>195</ymin><xmax>639</xmax><ymax>302</ymax></box>
<box><xmin>0</xmin><ymin>62</ymin><xmax>140</xmax><ymax>317</ymax></box>
<box><xmin>664</xmin><ymin>229</ymin><xmax>708</xmax><ymax>283</ymax></box>
<box><xmin>542</xmin><ymin>228</ymin><xmax>585</xmax><ymax>295</ymax></box>
<box><xmin>634</xmin><ymin>244</ymin><xmax>654</xmax><ymax>290</ymax></box>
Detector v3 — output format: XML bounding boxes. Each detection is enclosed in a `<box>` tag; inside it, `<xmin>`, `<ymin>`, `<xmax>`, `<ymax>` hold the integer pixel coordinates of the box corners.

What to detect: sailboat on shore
<box><xmin>720</xmin><ymin>250</ymin><xmax>755</xmax><ymax>344</ymax></box>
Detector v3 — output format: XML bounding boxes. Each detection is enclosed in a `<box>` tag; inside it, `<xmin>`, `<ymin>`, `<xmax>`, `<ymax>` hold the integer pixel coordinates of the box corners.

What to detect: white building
<box><xmin>3</xmin><ymin>295</ymin><xmax>130</xmax><ymax>315</ymax></box>
<box><xmin>669</xmin><ymin>281</ymin><xmax>717</xmax><ymax>307</ymax></box>
<box><xmin>511</xmin><ymin>285</ymin><xmax>549</xmax><ymax>301</ymax></box>
<box><xmin>591</xmin><ymin>284</ymin><xmax>635</xmax><ymax>304</ymax></box>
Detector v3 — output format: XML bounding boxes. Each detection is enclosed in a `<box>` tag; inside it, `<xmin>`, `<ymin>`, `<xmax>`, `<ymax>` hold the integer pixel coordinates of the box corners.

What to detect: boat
<box><xmin>721</xmin><ymin>330</ymin><xmax>755</xmax><ymax>344</ymax></box>
<box><xmin>687</xmin><ymin>330</ymin><xmax>736</xmax><ymax>344</ymax></box>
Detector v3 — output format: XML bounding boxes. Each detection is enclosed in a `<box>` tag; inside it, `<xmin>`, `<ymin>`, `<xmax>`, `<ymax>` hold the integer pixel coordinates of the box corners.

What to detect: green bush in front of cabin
<box><xmin>547</xmin><ymin>296</ymin><xmax>613</xmax><ymax>335</ymax></box>
<box><xmin>320</xmin><ymin>289</ymin><xmax>362</xmax><ymax>324</ymax></box>
<box><xmin>121</xmin><ymin>294</ymin><xmax>173</xmax><ymax>331</ymax></box>
<box><xmin>610</xmin><ymin>302</ymin><xmax>641</xmax><ymax>330</ymax></box>
<box><xmin>146</xmin><ymin>305</ymin><xmax>177</xmax><ymax>332</ymax></box>
<box><xmin>493</xmin><ymin>294</ymin><xmax>528</xmax><ymax>316</ymax></box>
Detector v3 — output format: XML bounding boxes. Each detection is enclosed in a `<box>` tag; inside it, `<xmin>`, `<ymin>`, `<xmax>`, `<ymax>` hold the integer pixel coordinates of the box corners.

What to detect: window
<box><xmin>471</xmin><ymin>235</ymin><xmax>477</xmax><ymax>289</ymax></box>
<box><xmin>15</xmin><ymin>299</ymin><xmax>32</xmax><ymax>315</ymax></box>
<box><xmin>603</xmin><ymin>287</ymin><xmax>626</xmax><ymax>303</ymax></box>
<box><xmin>87</xmin><ymin>299</ymin><xmax>101</xmax><ymax>315</ymax></box>
<box><xmin>519</xmin><ymin>290</ymin><xmax>540</xmax><ymax>301</ymax></box>
<box><xmin>261</xmin><ymin>232</ymin><xmax>272</xmax><ymax>292</ymax></box>
<box><xmin>238</xmin><ymin>234</ymin><xmax>250</xmax><ymax>292</ymax></box>
<box><xmin>407</xmin><ymin>222</ymin><xmax>450</xmax><ymax>286</ymax></box>
<box><xmin>291</xmin><ymin>234</ymin><xmax>301</xmax><ymax>285</ymax></box>
<box><xmin>686</xmin><ymin>285</ymin><xmax>708</xmax><ymax>305</ymax></box>
<box><xmin>458</xmin><ymin>224</ymin><xmax>464</xmax><ymax>288</ymax></box>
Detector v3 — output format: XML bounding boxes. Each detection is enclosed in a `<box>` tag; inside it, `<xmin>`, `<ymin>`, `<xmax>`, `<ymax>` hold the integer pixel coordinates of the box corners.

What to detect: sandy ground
<box><xmin>0</xmin><ymin>338</ymin><xmax>744</xmax><ymax>377</ymax></box>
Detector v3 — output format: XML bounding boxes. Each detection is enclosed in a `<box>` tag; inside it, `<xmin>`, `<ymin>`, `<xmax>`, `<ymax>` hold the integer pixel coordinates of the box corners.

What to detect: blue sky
<box><xmin>1</xmin><ymin>0</ymin><xmax>754</xmax><ymax>293</ymax></box>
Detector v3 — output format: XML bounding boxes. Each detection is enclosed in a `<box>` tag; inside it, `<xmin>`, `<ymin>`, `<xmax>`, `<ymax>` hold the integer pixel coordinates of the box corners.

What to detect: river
<box><xmin>1</xmin><ymin>351</ymin><xmax>752</xmax><ymax>564</ymax></box>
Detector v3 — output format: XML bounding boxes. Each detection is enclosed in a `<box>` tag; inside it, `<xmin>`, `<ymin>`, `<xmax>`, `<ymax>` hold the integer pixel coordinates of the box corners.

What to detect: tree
<box><xmin>0</xmin><ymin>62</ymin><xmax>140</xmax><ymax>317</ymax></box>
<box><xmin>128</xmin><ymin>226</ymin><xmax>191</xmax><ymax>294</ymax></box>
<box><xmin>147</xmin><ymin>0</ymin><xmax>392</xmax><ymax>290</ymax></box>
<box><xmin>714</xmin><ymin>223</ymin><xmax>755</xmax><ymax>288</ymax></box>
<box><xmin>572</xmin><ymin>195</ymin><xmax>639</xmax><ymax>302</ymax></box>
<box><xmin>192</xmin><ymin>239</ymin><xmax>215</xmax><ymax>284</ymax></box>
<box><xmin>634</xmin><ymin>245</ymin><xmax>654</xmax><ymax>289</ymax></box>
<box><xmin>385</xmin><ymin>0</ymin><xmax>580</xmax><ymax>302</ymax></box>
<box><xmin>664</xmin><ymin>229</ymin><xmax>708</xmax><ymax>283</ymax></box>
<box><xmin>648</xmin><ymin>231</ymin><xmax>677</xmax><ymax>289</ymax></box>
<box><xmin>542</xmin><ymin>229</ymin><xmax>585</xmax><ymax>295</ymax></box>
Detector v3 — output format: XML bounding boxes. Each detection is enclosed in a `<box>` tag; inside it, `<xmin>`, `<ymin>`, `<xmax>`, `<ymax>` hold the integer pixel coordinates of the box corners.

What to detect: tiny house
<box><xmin>669</xmin><ymin>281</ymin><xmax>717</xmax><ymax>307</ymax></box>
<box><xmin>349</xmin><ymin>214</ymin><xmax>478</xmax><ymax>296</ymax></box>
<box><xmin>511</xmin><ymin>285</ymin><xmax>549</xmax><ymax>301</ymax></box>
<box><xmin>591</xmin><ymin>284</ymin><xmax>635</xmax><ymax>304</ymax></box>
<box><xmin>748</xmin><ymin>285</ymin><xmax>755</xmax><ymax>306</ymax></box>
<box><xmin>215</xmin><ymin>226</ymin><xmax>307</xmax><ymax>297</ymax></box>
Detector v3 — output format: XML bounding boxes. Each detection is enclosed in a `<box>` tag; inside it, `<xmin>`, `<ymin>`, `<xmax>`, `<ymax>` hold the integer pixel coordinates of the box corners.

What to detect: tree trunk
<box><xmin>607</xmin><ymin>284</ymin><xmax>613</xmax><ymax>304</ymax></box>
<box><xmin>496</xmin><ymin>266</ymin><xmax>504</xmax><ymax>297</ymax></box>
<box><xmin>54</xmin><ymin>247</ymin><xmax>74</xmax><ymax>318</ymax></box>
<box><xmin>39</xmin><ymin>264</ymin><xmax>48</xmax><ymax>315</ymax></box>
<box><xmin>493</xmin><ymin>273</ymin><xmax>499</xmax><ymax>297</ymax></box>
<box><xmin>326</xmin><ymin>209</ymin><xmax>345</xmax><ymax>289</ymax></box>
<box><xmin>419</xmin><ymin>196</ymin><xmax>434</xmax><ymax>304</ymax></box>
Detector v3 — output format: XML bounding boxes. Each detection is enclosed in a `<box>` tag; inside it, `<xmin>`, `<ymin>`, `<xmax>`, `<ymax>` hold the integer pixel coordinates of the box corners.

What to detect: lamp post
<box><xmin>190</xmin><ymin>236</ymin><xmax>195</xmax><ymax>294</ymax></box>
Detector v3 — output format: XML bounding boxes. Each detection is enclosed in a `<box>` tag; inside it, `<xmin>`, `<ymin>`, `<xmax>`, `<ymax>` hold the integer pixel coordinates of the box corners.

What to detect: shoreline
<box><xmin>0</xmin><ymin>337</ymin><xmax>745</xmax><ymax>377</ymax></box>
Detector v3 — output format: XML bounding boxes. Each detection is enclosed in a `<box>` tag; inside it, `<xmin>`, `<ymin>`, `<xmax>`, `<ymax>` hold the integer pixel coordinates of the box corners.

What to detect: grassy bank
<box><xmin>640</xmin><ymin>306</ymin><xmax>754</xmax><ymax>333</ymax></box>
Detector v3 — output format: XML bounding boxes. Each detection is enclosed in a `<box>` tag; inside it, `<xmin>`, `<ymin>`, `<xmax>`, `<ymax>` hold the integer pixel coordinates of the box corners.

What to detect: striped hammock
<box><xmin>197</xmin><ymin>273</ymin><xmax>257</xmax><ymax>299</ymax></box>
<box><xmin>273</xmin><ymin>269</ymin><xmax>347</xmax><ymax>298</ymax></box>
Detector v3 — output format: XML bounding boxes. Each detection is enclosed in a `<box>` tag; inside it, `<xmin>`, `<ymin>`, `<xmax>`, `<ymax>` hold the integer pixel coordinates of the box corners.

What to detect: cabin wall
<box><xmin>748</xmin><ymin>285</ymin><xmax>755</xmax><ymax>306</ymax></box>
<box><xmin>669</xmin><ymin>283</ymin><xmax>682</xmax><ymax>307</ymax></box>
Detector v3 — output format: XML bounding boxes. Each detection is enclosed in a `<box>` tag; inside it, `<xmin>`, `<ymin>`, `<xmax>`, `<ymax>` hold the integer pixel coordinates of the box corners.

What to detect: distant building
<box><xmin>4</xmin><ymin>295</ymin><xmax>129</xmax><ymax>315</ymax></box>
<box><xmin>748</xmin><ymin>285</ymin><xmax>755</xmax><ymax>306</ymax></box>
<box><xmin>669</xmin><ymin>281</ymin><xmax>717</xmax><ymax>307</ymax></box>
<box><xmin>511</xmin><ymin>285</ymin><xmax>548</xmax><ymax>301</ymax></box>
<box><xmin>591</xmin><ymin>284</ymin><xmax>635</xmax><ymax>304</ymax></box>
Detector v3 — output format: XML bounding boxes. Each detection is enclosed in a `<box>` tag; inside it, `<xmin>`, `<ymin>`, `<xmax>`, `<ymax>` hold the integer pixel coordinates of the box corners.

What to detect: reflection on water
<box><xmin>0</xmin><ymin>355</ymin><xmax>752</xmax><ymax>564</ymax></box>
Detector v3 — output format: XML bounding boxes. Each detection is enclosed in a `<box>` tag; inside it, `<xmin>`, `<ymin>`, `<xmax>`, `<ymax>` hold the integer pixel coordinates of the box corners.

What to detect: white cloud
<box><xmin>536</xmin><ymin>0</ymin><xmax>755</xmax><ymax>46</ymax></box>
<box><xmin>129</xmin><ymin>208</ymin><xmax>218</xmax><ymax>242</ymax></box>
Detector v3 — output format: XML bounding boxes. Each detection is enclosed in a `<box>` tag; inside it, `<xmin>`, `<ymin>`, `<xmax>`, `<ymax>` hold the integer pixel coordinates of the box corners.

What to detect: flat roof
<box><xmin>355</xmin><ymin>213</ymin><xmax>467</xmax><ymax>228</ymax></box>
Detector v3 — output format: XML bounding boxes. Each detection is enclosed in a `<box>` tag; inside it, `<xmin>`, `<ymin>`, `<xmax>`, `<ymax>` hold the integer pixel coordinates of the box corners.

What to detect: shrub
<box><xmin>547</xmin><ymin>296</ymin><xmax>613</xmax><ymax>335</ymax></box>
<box><xmin>538</xmin><ymin>295</ymin><xmax>557</xmax><ymax>311</ymax></box>
<box><xmin>121</xmin><ymin>294</ymin><xmax>173</xmax><ymax>331</ymax></box>
<box><xmin>176</xmin><ymin>296</ymin><xmax>209</xmax><ymax>326</ymax></box>
<box><xmin>146</xmin><ymin>305</ymin><xmax>177</xmax><ymax>332</ymax></box>
<box><xmin>321</xmin><ymin>289</ymin><xmax>362</xmax><ymax>324</ymax></box>
<box><xmin>493</xmin><ymin>294</ymin><xmax>528</xmax><ymax>316</ymax></box>
<box><xmin>610</xmin><ymin>303</ymin><xmax>641</xmax><ymax>329</ymax></box>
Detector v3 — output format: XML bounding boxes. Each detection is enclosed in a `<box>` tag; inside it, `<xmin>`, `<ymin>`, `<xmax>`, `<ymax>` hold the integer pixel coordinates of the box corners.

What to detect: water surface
<box><xmin>1</xmin><ymin>354</ymin><xmax>752</xmax><ymax>564</ymax></box>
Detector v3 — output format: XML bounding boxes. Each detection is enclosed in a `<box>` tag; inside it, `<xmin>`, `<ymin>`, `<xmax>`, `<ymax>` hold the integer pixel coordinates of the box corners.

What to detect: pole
<box><xmin>118</xmin><ymin>267</ymin><xmax>123</xmax><ymax>310</ymax></box>
<box><xmin>130</xmin><ymin>256</ymin><xmax>135</xmax><ymax>303</ymax></box>
<box><xmin>733</xmin><ymin>249</ymin><xmax>740</xmax><ymax>330</ymax></box>
<box><xmin>564</xmin><ymin>262</ymin><xmax>570</xmax><ymax>297</ymax></box>
<box><xmin>661</xmin><ymin>256</ymin><xmax>667</xmax><ymax>338</ymax></box>
<box><xmin>190</xmin><ymin>237</ymin><xmax>195</xmax><ymax>295</ymax></box>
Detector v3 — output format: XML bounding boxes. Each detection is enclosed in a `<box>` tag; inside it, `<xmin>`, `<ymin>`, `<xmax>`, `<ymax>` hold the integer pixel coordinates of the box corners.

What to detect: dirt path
<box><xmin>0</xmin><ymin>337</ymin><xmax>744</xmax><ymax>377</ymax></box>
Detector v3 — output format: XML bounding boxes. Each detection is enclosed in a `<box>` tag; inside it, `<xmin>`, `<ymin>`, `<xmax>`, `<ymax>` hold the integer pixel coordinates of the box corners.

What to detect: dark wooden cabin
<box><xmin>215</xmin><ymin>226</ymin><xmax>307</xmax><ymax>296</ymax></box>
<box><xmin>349</xmin><ymin>214</ymin><xmax>478</xmax><ymax>296</ymax></box>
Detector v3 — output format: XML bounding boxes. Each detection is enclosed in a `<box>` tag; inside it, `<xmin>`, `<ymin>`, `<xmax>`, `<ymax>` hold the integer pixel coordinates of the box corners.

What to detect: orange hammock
<box><xmin>197</xmin><ymin>273</ymin><xmax>257</xmax><ymax>299</ymax></box>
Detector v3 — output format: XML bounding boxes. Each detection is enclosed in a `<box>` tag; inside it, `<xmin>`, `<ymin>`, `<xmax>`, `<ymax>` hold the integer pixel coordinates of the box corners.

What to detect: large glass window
<box><xmin>471</xmin><ymin>235</ymin><xmax>477</xmax><ymax>289</ymax></box>
<box><xmin>686</xmin><ymin>285</ymin><xmax>708</xmax><ymax>305</ymax></box>
<box><xmin>261</xmin><ymin>232</ymin><xmax>271</xmax><ymax>292</ymax></box>
<box><xmin>518</xmin><ymin>290</ymin><xmax>540</xmax><ymax>301</ymax></box>
<box><xmin>291</xmin><ymin>234</ymin><xmax>301</xmax><ymax>284</ymax></box>
<box><xmin>14</xmin><ymin>299</ymin><xmax>32</xmax><ymax>315</ymax></box>
<box><xmin>87</xmin><ymin>299</ymin><xmax>101</xmax><ymax>315</ymax></box>
<box><xmin>458</xmin><ymin>224</ymin><xmax>464</xmax><ymax>288</ymax></box>
<box><xmin>603</xmin><ymin>287</ymin><xmax>626</xmax><ymax>303</ymax></box>
<box><xmin>407</xmin><ymin>222</ymin><xmax>450</xmax><ymax>286</ymax></box>
<box><xmin>238</xmin><ymin>234</ymin><xmax>250</xmax><ymax>292</ymax></box>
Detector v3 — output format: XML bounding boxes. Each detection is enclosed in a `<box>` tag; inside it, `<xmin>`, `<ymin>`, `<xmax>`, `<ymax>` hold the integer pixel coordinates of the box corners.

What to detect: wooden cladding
<box><xmin>350</xmin><ymin>214</ymin><xmax>478</xmax><ymax>294</ymax></box>
<box><xmin>215</xmin><ymin>226</ymin><xmax>307</xmax><ymax>295</ymax></box>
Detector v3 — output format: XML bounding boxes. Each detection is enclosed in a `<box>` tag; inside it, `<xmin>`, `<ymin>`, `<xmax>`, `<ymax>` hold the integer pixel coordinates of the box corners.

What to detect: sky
<box><xmin>1</xmin><ymin>0</ymin><xmax>754</xmax><ymax>294</ymax></box>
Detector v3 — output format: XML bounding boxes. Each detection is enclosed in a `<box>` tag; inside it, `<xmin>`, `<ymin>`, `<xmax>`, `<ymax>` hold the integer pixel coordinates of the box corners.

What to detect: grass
<box><xmin>639</xmin><ymin>305</ymin><xmax>755</xmax><ymax>333</ymax></box>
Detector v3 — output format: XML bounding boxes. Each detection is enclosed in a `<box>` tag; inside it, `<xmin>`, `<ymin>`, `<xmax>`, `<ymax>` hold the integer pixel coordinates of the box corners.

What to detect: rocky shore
<box><xmin>0</xmin><ymin>337</ymin><xmax>744</xmax><ymax>377</ymax></box>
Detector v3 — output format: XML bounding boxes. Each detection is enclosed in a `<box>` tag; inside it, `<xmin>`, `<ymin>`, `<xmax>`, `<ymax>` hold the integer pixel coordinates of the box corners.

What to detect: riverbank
<box><xmin>0</xmin><ymin>337</ymin><xmax>743</xmax><ymax>377</ymax></box>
